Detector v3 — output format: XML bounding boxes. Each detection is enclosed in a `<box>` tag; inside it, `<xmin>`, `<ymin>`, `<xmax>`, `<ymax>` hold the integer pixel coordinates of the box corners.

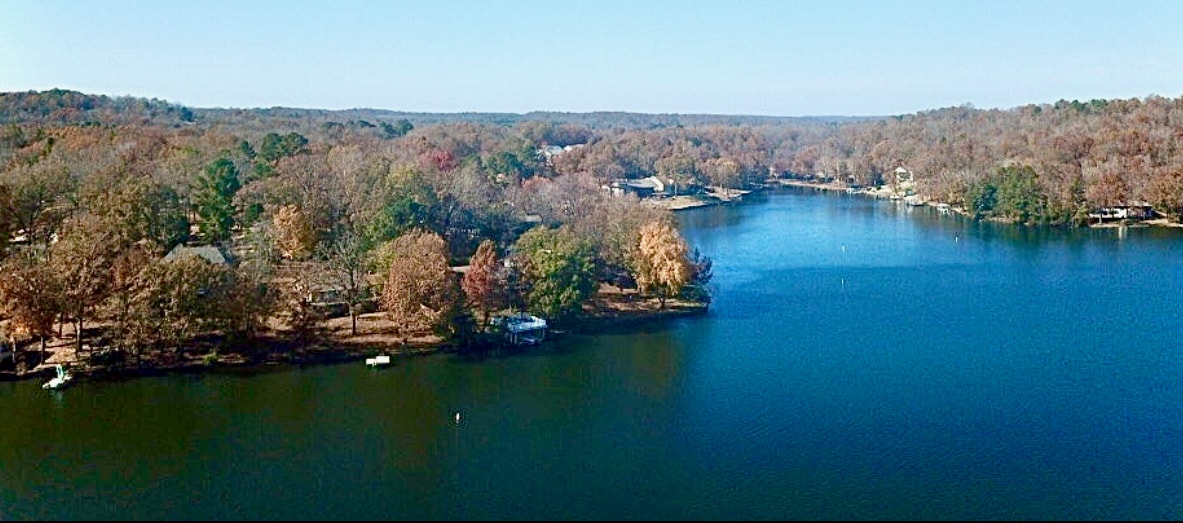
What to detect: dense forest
<box><xmin>2</xmin><ymin>88</ymin><xmax>1182</xmax><ymax>370</ymax></box>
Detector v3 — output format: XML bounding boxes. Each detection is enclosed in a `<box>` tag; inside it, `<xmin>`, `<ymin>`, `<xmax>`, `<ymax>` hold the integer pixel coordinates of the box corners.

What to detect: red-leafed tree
<box><xmin>461</xmin><ymin>240</ymin><xmax>505</xmax><ymax>330</ymax></box>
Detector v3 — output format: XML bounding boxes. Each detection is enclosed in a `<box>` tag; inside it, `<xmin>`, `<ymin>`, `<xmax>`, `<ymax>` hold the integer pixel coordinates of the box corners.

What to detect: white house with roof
<box><xmin>608</xmin><ymin>176</ymin><xmax>667</xmax><ymax>198</ymax></box>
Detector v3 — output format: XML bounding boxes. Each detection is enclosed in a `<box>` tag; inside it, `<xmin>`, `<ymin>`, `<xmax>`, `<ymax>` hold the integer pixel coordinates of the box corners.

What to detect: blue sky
<box><xmin>3</xmin><ymin>0</ymin><xmax>1181</xmax><ymax>116</ymax></box>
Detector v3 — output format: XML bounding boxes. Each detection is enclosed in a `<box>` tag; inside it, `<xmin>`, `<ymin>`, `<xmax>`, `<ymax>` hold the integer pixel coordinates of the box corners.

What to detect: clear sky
<box><xmin>3</xmin><ymin>0</ymin><xmax>1181</xmax><ymax>116</ymax></box>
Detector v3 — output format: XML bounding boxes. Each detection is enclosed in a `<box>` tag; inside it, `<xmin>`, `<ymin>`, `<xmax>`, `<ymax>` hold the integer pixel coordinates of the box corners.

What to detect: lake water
<box><xmin>4</xmin><ymin>187</ymin><xmax>1183</xmax><ymax>520</ymax></box>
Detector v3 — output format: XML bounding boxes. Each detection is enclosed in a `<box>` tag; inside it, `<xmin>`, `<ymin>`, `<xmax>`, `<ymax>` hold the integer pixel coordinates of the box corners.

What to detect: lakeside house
<box><xmin>607</xmin><ymin>176</ymin><xmax>667</xmax><ymax>198</ymax></box>
<box><xmin>1088</xmin><ymin>201</ymin><xmax>1155</xmax><ymax>222</ymax></box>
<box><xmin>894</xmin><ymin>167</ymin><xmax>914</xmax><ymax>184</ymax></box>
<box><xmin>538</xmin><ymin>143</ymin><xmax>585</xmax><ymax>167</ymax></box>
<box><xmin>305</xmin><ymin>283</ymin><xmax>380</xmax><ymax>318</ymax></box>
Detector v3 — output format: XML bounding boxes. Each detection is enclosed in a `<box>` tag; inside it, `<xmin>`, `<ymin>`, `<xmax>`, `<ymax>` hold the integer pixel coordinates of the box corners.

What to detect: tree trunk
<box><xmin>76</xmin><ymin>312</ymin><xmax>84</xmax><ymax>355</ymax></box>
<box><xmin>39</xmin><ymin>335</ymin><xmax>46</xmax><ymax>364</ymax></box>
<box><xmin>349</xmin><ymin>304</ymin><xmax>357</xmax><ymax>337</ymax></box>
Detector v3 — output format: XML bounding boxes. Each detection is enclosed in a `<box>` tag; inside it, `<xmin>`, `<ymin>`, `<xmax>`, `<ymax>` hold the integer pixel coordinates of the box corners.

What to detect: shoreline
<box><xmin>1</xmin><ymin>288</ymin><xmax>709</xmax><ymax>385</ymax></box>
<box><xmin>656</xmin><ymin>186</ymin><xmax>754</xmax><ymax>211</ymax></box>
<box><xmin>770</xmin><ymin>178</ymin><xmax>1183</xmax><ymax>228</ymax></box>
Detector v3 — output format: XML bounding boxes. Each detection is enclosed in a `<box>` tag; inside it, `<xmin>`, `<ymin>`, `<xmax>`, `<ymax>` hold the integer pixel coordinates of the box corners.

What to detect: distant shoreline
<box><xmin>770</xmin><ymin>178</ymin><xmax>1183</xmax><ymax>229</ymax></box>
<box><xmin>657</xmin><ymin>187</ymin><xmax>755</xmax><ymax>211</ymax></box>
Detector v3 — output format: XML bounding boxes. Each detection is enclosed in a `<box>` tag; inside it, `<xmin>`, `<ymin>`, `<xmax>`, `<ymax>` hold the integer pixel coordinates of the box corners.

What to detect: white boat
<box><xmin>365</xmin><ymin>355</ymin><xmax>391</xmax><ymax>367</ymax></box>
<box><xmin>42</xmin><ymin>364</ymin><xmax>72</xmax><ymax>390</ymax></box>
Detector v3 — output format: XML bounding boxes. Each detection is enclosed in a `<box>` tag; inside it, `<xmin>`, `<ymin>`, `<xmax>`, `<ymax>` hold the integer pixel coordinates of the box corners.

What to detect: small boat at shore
<box><xmin>42</xmin><ymin>364</ymin><xmax>73</xmax><ymax>390</ymax></box>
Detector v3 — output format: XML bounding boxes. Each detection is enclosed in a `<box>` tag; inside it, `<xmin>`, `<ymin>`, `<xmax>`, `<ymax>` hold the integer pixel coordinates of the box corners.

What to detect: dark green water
<box><xmin>4</xmin><ymin>187</ymin><xmax>1183</xmax><ymax>520</ymax></box>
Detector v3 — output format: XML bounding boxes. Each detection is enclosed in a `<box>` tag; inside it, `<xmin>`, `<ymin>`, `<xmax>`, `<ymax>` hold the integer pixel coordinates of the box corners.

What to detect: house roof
<box><xmin>614</xmin><ymin>176</ymin><xmax>666</xmax><ymax>192</ymax></box>
<box><xmin>163</xmin><ymin>245</ymin><xmax>231</xmax><ymax>265</ymax></box>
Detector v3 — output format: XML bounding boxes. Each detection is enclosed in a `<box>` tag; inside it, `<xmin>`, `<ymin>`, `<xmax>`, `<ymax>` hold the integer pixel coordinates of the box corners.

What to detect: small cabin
<box><xmin>1088</xmin><ymin>202</ymin><xmax>1155</xmax><ymax>222</ymax></box>
<box><xmin>491</xmin><ymin>313</ymin><xmax>548</xmax><ymax>346</ymax></box>
<box><xmin>609</xmin><ymin>176</ymin><xmax>667</xmax><ymax>198</ymax></box>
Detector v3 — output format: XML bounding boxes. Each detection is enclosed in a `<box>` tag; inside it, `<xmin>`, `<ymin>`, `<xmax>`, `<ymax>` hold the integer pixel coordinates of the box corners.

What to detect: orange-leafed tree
<box><xmin>379</xmin><ymin>229</ymin><xmax>459</xmax><ymax>341</ymax></box>
<box><xmin>634</xmin><ymin>219</ymin><xmax>692</xmax><ymax>308</ymax></box>
<box><xmin>272</xmin><ymin>204</ymin><xmax>318</xmax><ymax>260</ymax></box>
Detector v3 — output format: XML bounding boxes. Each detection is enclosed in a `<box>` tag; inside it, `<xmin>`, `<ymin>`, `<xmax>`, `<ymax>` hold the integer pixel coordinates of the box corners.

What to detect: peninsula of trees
<box><xmin>2</xmin><ymin>89</ymin><xmax>1183</xmax><ymax>375</ymax></box>
<box><xmin>0</xmin><ymin>90</ymin><xmax>719</xmax><ymax>375</ymax></box>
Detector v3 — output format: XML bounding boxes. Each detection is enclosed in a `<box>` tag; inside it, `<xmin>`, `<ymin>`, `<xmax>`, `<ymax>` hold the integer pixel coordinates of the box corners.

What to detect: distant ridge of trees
<box><xmin>4</xmin><ymin>88</ymin><xmax>1183</xmax><ymax>227</ymax></box>
<box><xmin>0</xmin><ymin>89</ymin><xmax>873</xmax><ymax>130</ymax></box>
<box><xmin>0</xmin><ymin>89</ymin><xmax>195</xmax><ymax>127</ymax></box>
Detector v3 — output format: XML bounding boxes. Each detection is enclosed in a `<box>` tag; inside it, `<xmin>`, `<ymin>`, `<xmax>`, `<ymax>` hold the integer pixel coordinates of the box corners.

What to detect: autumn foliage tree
<box><xmin>124</xmin><ymin>256</ymin><xmax>241</xmax><ymax>357</ymax></box>
<box><xmin>379</xmin><ymin>229</ymin><xmax>459</xmax><ymax>341</ymax></box>
<box><xmin>273</xmin><ymin>204</ymin><xmax>318</xmax><ymax>260</ymax></box>
<box><xmin>461</xmin><ymin>240</ymin><xmax>505</xmax><ymax>330</ymax></box>
<box><xmin>50</xmin><ymin>213</ymin><xmax>117</xmax><ymax>355</ymax></box>
<box><xmin>0</xmin><ymin>254</ymin><xmax>61</xmax><ymax>362</ymax></box>
<box><xmin>634</xmin><ymin>219</ymin><xmax>692</xmax><ymax>308</ymax></box>
<box><xmin>1145</xmin><ymin>169</ymin><xmax>1183</xmax><ymax>219</ymax></box>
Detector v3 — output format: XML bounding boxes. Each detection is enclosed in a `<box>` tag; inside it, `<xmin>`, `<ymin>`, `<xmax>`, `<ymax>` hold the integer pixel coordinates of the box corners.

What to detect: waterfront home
<box><xmin>894</xmin><ymin>167</ymin><xmax>914</xmax><ymax>184</ymax></box>
<box><xmin>538</xmin><ymin>143</ymin><xmax>585</xmax><ymax>167</ymax></box>
<box><xmin>305</xmin><ymin>283</ymin><xmax>380</xmax><ymax>318</ymax></box>
<box><xmin>1088</xmin><ymin>201</ymin><xmax>1155</xmax><ymax>222</ymax></box>
<box><xmin>608</xmin><ymin>176</ymin><xmax>667</xmax><ymax>198</ymax></box>
<box><xmin>491</xmin><ymin>313</ymin><xmax>548</xmax><ymax>346</ymax></box>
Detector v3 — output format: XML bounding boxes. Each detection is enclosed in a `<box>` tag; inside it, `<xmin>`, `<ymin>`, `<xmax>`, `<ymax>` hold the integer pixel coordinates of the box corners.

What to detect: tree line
<box><xmin>0</xmin><ymin>111</ymin><xmax>712</xmax><ymax>369</ymax></box>
<box><xmin>4</xmin><ymin>88</ymin><xmax>1183</xmax><ymax>366</ymax></box>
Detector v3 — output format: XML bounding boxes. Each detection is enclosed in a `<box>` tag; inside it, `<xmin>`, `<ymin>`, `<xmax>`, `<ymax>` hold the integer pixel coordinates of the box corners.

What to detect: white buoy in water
<box><xmin>455</xmin><ymin>412</ymin><xmax>461</xmax><ymax>424</ymax></box>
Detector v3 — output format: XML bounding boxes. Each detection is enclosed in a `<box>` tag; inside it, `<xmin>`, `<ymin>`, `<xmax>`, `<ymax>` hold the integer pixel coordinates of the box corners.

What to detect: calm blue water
<box><xmin>3</xmin><ymin>187</ymin><xmax>1183</xmax><ymax>520</ymax></box>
